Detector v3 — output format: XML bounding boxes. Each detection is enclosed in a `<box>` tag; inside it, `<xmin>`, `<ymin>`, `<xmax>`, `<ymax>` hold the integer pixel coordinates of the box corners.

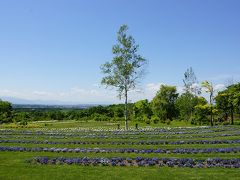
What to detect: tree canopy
<box><xmin>151</xmin><ymin>85</ymin><xmax>178</xmax><ymax>121</ymax></box>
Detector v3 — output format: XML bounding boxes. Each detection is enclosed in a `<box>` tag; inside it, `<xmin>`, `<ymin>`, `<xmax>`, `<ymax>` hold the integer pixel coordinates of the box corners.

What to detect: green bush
<box><xmin>166</xmin><ymin>119</ymin><xmax>171</xmax><ymax>125</ymax></box>
<box><xmin>151</xmin><ymin>116</ymin><xmax>160</xmax><ymax>124</ymax></box>
<box><xmin>113</xmin><ymin>117</ymin><xmax>124</xmax><ymax>122</ymax></box>
<box><xmin>223</xmin><ymin>121</ymin><xmax>230</xmax><ymax>125</ymax></box>
<box><xmin>93</xmin><ymin>114</ymin><xmax>110</xmax><ymax>122</ymax></box>
<box><xmin>19</xmin><ymin>120</ymin><xmax>28</xmax><ymax>126</ymax></box>
<box><xmin>143</xmin><ymin>116</ymin><xmax>151</xmax><ymax>124</ymax></box>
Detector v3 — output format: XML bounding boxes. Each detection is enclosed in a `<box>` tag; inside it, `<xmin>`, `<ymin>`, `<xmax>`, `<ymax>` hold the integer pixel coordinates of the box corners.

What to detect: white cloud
<box><xmin>0</xmin><ymin>83</ymin><xmax>161</xmax><ymax>104</ymax></box>
<box><xmin>70</xmin><ymin>87</ymin><xmax>86</xmax><ymax>94</ymax></box>
<box><xmin>146</xmin><ymin>83</ymin><xmax>162</xmax><ymax>92</ymax></box>
<box><xmin>191</xmin><ymin>83</ymin><xmax>200</xmax><ymax>89</ymax></box>
<box><xmin>214</xmin><ymin>84</ymin><xmax>225</xmax><ymax>91</ymax></box>
<box><xmin>33</xmin><ymin>91</ymin><xmax>52</xmax><ymax>96</ymax></box>
<box><xmin>0</xmin><ymin>87</ymin><xmax>117</xmax><ymax>104</ymax></box>
<box><xmin>176</xmin><ymin>86</ymin><xmax>185</xmax><ymax>94</ymax></box>
<box><xmin>92</xmin><ymin>83</ymin><xmax>100</xmax><ymax>88</ymax></box>
<box><xmin>0</xmin><ymin>82</ymin><xmax>228</xmax><ymax>104</ymax></box>
<box><xmin>0</xmin><ymin>89</ymin><xmax>17</xmax><ymax>96</ymax></box>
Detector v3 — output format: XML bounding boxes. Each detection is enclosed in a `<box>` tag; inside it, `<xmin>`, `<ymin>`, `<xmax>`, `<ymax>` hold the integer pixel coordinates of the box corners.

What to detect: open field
<box><xmin>0</xmin><ymin>122</ymin><xmax>240</xmax><ymax>180</ymax></box>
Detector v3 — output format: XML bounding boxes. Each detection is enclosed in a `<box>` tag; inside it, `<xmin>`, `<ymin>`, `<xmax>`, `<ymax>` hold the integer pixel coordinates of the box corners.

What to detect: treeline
<box><xmin>1</xmin><ymin>68</ymin><xmax>240</xmax><ymax>126</ymax></box>
<box><xmin>0</xmin><ymin>103</ymin><xmax>126</xmax><ymax>124</ymax></box>
<box><xmin>0</xmin><ymin>82</ymin><xmax>239</xmax><ymax>126</ymax></box>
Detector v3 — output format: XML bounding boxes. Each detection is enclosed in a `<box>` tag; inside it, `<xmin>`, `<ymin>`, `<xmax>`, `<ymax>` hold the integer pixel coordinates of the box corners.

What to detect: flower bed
<box><xmin>1</xmin><ymin>146</ymin><xmax>240</xmax><ymax>154</ymax></box>
<box><xmin>1</xmin><ymin>139</ymin><xmax>240</xmax><ymax>145</ymax></box>
<box><xmin>27</xmin><ymin>156</ymin><xmax>240</xmax><ymax>168</ymax></box>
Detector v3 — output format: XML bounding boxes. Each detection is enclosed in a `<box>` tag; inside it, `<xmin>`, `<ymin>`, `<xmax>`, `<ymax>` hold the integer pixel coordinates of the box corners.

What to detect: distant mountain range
<box><xmin>0</xmin><ymin>96</ymin><xmax>110</xmax><ymax>109</ymax></box>
<box><xmin>1</xmin><ymin>96</ymin><xmax>64</xmax><ymax>105</ymax></box>
<box><xmin>12</xmin><ymin>104</ymin><xmax>96</xmax><ymax>109</ymax></box>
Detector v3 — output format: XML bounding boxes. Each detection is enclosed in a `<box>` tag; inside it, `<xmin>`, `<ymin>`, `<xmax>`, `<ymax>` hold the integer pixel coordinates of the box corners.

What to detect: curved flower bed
<box><xmin>28</xmin><ymin>156</ymin><xmax>240</xmax><ymax>168</ymax></box>
<box><xmin>1</xmin><ymin>132</ymin><xmax>240</xmax><ymax>140</ymax></box>
<box><xmin>1</xmin><ymin>146</ymin><xmax>240</xmax><ymax>154</ymax></box>
<box><xmin>1</xmin><ymin>126</ymin><xmax>239</xmax><ymax>136</ymax></box>
<box><xmin>1</xmin><ymin>139</ymin><xmax>240</xmax><ymax>145</ymax></box>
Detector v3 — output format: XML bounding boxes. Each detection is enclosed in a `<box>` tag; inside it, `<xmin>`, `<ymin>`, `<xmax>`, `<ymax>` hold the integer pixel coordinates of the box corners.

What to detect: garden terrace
<box><xmin>0</xmin><ymin>125</ymin><xmax>240</xmax><ymax>179</ymax></box>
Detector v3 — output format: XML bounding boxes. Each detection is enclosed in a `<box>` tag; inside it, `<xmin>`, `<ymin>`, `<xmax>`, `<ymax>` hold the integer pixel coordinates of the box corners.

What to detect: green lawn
<box><xmin>0</xmin><ymin>121</ymin><xmax>240</xmax><ymax>180</ymax></box>
<box><xmin>0</xmin><ymin>152</ymin><xmax>239</xmax><ymax>180</ymax></box>
<box><xmin>1</xmin><ymin>119</ymin><xmax>196</xmax><ymax>129</ymax></box>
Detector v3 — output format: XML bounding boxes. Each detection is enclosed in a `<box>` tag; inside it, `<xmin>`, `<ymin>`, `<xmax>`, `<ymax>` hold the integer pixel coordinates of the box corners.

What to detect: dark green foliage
<box><xmin>192</xmin><ymin>104</ymin><xmax>210</xmax><ymax>125</ymax></box>
<box><xmin>151</xmin><ymin>115</ymin><xmax>160</xmax><ymax>124</ymax></box>
<box><xmin>19</xmin><ymin>120</ymin><xmax>28</xmax><ymax>126</ymax></box>
<box><xmin>92</xmin><ymin>114</ymin><xmax>110</xmax><ymax>122</ymax></box>
<box><xmin>176</xmin><ymin>93</ymin><xmax>199</xmax><ymax>121</ymax></box>
<box><xmin>7</xmin><ymin>104</ymin><xmax>126</xmax><ymax>123</ymax></box>
<box><xmin>215</xmin><ymin>82</ymin><xmax>240</xmax><ymax>125</ymax></box>
<box><xmin>133</xmin><ymin>99</ymin><xmax>153</xmax><ymax>125</ymax></box>
<box><xmin>191</xmin><ymin>97</ymin><xmax>209</xmax><ymax>125</ymax></box>
<box><xmin>133</xmin><ymin>99</ymin><xmax>152</xmax><ymax>120</ymax></box>
<box><xmin>151</xmin><ymin>85</ymin><xmax>179</xmax><ymax>121</ymax></box>
<box><xmin>215</xmin><ymin>92</ymin><xmax>231</xmax><ymax>122</ymax></box>
<box><xmin>0</xmin><ymin>100</ymin><xmax>12</xmax><ymax>123</ymax></box>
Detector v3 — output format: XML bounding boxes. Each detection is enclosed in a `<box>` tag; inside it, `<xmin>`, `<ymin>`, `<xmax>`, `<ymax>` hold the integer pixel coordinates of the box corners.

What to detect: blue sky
<box><xmin>0</xmin><ymin>0</ymin><xmax>240</xmax><ymax>104</ymax></box>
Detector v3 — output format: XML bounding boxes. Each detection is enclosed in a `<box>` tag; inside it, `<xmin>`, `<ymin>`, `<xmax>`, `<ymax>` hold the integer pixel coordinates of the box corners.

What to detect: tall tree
<box><xmin>216</xmin><ymin>83</ymin><xmax>240</xmax><ymax>124</ymax></box>
<box><xmin>101</xmin><ymin>25</ymin><xmax>147</xmax><ymax>130</ymax></box>
<box><xmin>151</xmin><ymin>85</ymin><xmax>178</xmax><ymax>121</ymax></box>
<box><xmin>228</xmin><ymin>83</ymin><xmax>240</xmax><ymax>124</ymax></box>
<box><xmin>233</xmin><ymin>87</ymin><xmax>240</xmax><ymax>119</ymax></box>
<box><xmin>201</xmin><ymin>81</ymin><xmax>214</xmax><ymax>126</ymax></box>
<box><xmin>183</xmin><ymin>67</ymin><xmax>201</xmax><ymax>95</ymax></box>
<box><xmin>215</xmin><ymin>92</ymin><xmax>231</xmax><ymax>122</ymax></box>
<box><xmin>179</xmin><ymin>67</ymin><xmax>201</xmax><ymax>121</ymax></box>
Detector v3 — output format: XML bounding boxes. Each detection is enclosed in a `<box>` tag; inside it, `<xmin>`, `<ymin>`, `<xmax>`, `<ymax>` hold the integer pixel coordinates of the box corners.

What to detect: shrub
<box><xmin>144</xmin><ymin>116</ymin><xmax>151</xmax><ymax>124</ymax></box>
<box><xmin>166</xmin><ymin>119</ymin><xmax>171</xmax><ymax>125</ymax></box>
<box><xmin>19</xmin><ymin>120</ymin><xmax>28</xmax><ymax>126</ymax></box>
<box><xmin>145</xmin><ymin>119</ymin><xmax>151</xmax><ymax>124</ymax></box>
<box><xmin>151</xmin><ymin>116</ymin><xmax>160</xmax><ymax>124</ymax></box>
<box><xmin>93</xmin><ymin>114</ymin><xmax>110</xmax><ymax>122</ymax></box>
<box><xmin>223</xmin><ymin>121</ymin><xmax>230</xmax><ymax>125</ymax></box>
<box><xmin>113</xmin><ymin>117</ymin><xmax>124</xmax><ymax>122</ymax></box>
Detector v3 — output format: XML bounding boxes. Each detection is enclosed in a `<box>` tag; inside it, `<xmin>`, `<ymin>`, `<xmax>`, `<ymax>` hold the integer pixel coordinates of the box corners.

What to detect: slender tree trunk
<box><xmin>210</xmin><ymin>106</ymin><xmax>213</xmax><ymax>126</ymax></box>
<box><xmin>210</xmin><ymin>93</ymin><xmax>213</xmax><ymax>126</ymax></box>
<box><xmin>124</xmin><ymin>88</ymin><xmax>128</xmax><ymax>130</ymax></box>
<box><xmin>230</xmin><ymin>105</ymin><xmax>234</xmax><ymax>125</ymax></box>
<box><xmin>190</xmin><ymin>109</ymin><xmax>193</xmax><ymax>121</ymax></box>
<box><xmin>238</xmin><ymin>105</ymin><xmax>240</xmax><ymax>120</ymax></box>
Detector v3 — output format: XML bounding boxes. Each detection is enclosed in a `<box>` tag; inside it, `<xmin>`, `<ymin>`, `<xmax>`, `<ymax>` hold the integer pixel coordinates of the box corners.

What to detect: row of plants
<box><xmin>1</xmin><ymin>146</ymin><xmax>240</xmax><ymax>154</ymax></box>
<box><xmin>1</xmin><ymin>126</ymin><xmax>238</xmax><ymax>136</ymax></box>
<box><xmin>1</xmin><ymin>139</ymin><xmax>240</xmax><ymax>145</ymax></box>
<box><xmin>1</xmin><ymin>131</ymin><xmax>239</xmax><ymax>140</ymax></box>
<box><xmin>28</xmin><ymin>156</ymin><xmax>240</xmax><ymax>168</ymax></box>
<box><xmin>2</xmin><ymin>124</ymin><xmax>238</xmax><ymax>132</ymax></box>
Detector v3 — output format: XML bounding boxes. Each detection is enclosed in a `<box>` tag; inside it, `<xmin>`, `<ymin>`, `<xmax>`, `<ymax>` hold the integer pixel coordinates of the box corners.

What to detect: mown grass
<box><xmin>0</xmin><ymin>122</ymin><xmax>240</xmax><ymax>179</ymax></box>
<box><xmin>0</xmin><ymin>152</ymin><xmax>239</xmax><ymax>180</ymax></box>
<box><xmin>0</xmin><ymin>119</ymin><xmax>196</xmax><ymax>129</ymax></box>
